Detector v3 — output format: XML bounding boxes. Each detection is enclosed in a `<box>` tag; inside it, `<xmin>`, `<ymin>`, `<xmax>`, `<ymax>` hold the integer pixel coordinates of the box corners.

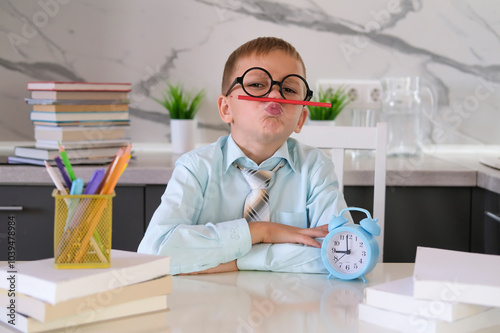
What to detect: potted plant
<box><xmin>308</xmin><ymin>86</ymin><xmax>351</xmax><ymax>125</ymax></box>
<box><xmin>153</xmin><ymin>83</ymin><xmax>205</xmax><ymax>154</ymax></box>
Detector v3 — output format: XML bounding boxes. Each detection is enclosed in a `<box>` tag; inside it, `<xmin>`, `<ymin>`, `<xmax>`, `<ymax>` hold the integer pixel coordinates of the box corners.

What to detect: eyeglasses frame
<box><xmin>224</xmin><ymin>67</ymin><xmax>313</xmax><ymax>102</ymax></box>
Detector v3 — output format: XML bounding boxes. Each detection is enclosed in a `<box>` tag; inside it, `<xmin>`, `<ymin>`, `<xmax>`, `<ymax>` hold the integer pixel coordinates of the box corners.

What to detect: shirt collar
<box><xmin>223</xmin><ymin>135</ymin><xmax>296</xmax><ymax>174</ymax></box>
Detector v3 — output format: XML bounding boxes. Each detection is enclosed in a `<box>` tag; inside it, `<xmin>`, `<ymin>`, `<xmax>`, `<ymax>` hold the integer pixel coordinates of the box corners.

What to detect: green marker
<box><xmin>58</xmin><ymin>142</ymin><xmax>76</xmax><ymax>181</ymax></box>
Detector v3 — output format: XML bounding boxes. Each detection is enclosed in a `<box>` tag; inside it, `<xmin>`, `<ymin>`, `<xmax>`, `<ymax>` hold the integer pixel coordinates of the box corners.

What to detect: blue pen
<box><xmin>70</xmin><ymin>178</ymin><xmax>84</xmax><ymax>195</ymax></box>
<box><xmin>54</xmin><ymin>156</ymin><xmax>72</xmax><ymax>189</ymax></box>
<box><xmin>64</xmin><ymin>178</ymin><xmax>84</xmax><ymax>231</ymax></box>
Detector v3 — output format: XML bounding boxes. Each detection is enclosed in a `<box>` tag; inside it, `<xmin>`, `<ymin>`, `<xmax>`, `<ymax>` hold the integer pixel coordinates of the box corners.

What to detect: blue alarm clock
<box><xmin>321</xmin><ymin>207</ymin><xmax>381</xmax><ymax>283</ymax></box>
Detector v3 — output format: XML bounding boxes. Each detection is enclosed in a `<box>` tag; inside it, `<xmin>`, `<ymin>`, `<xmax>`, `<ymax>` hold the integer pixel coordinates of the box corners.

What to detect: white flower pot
<box><xmin>170</xmin><ymin>119</ymin><xmax>197</xmax><ymax>154</ymax></box>
<box><xmin>307</xmin><ymin>120</ymin><xmax>336</xmax><ymax>126</ymax></box>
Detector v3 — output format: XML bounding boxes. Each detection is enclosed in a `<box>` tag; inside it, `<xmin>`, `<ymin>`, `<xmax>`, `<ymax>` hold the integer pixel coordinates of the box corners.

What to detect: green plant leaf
<box><xmin>152</xmin><ymin>82</ymin><xmax>205</xmax><ymax>119</ymax></box>
<box><xmin>308</xmin><ymin>86</ymin><xmax>352</xmax><ymax>121</ymax></box>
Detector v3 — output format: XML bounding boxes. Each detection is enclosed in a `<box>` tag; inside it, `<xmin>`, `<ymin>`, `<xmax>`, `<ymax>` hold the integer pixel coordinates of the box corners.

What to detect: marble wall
<box><xmin>1</xmin><ymin>0</ymin><xmax>499</xmax><ymax>145</ymax></box>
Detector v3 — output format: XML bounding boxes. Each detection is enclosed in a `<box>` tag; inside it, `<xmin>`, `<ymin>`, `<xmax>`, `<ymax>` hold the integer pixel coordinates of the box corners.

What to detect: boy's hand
<box><xmin>179</xmin><ymin>260</ymin><xmax>239</xmax><ymax>275</ymax></box>
<box><xmin>249</xmin><ymin>223</ymin><xmax>328</xmax><ymax>248</ymax></box>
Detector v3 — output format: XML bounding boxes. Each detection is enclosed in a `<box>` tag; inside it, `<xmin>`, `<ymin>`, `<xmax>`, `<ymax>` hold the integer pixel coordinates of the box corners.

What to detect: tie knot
<box><xmin>241</xmin><ymin>169</ymin><xmax>274</xmax><ymax>190</ymax></box>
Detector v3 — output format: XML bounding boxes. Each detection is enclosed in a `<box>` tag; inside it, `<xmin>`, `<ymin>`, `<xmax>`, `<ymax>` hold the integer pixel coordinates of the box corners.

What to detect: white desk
<box><xmin>165</xmin><ymin>263</ymin><xmax>414</xmax><ymax>333</ymax></box>
<box><xmin>2</xmin><ymin>263</ymin><xmax>498</xmax><ymax>333</ymax></box>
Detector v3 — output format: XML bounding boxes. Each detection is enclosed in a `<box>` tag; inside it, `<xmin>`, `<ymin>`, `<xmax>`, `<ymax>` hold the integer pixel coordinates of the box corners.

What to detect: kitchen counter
<box><xmin>1</xmin><ymin>142</ymin><xmax>500</xmax><ymax>193</ymax></box>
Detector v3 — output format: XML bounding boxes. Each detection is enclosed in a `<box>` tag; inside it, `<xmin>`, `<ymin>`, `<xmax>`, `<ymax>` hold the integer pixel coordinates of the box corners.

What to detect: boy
<box><xmin>138</xmin><ymin>37</ymin><xmax>349</xmax><ymax>275</ymax></box>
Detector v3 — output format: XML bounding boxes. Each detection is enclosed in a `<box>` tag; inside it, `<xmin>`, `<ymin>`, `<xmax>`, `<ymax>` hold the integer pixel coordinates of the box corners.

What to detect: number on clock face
<box><xmin>326</xmin><ymin>231</ymin><xmax>367</xmax><ymax>274</ymax></box>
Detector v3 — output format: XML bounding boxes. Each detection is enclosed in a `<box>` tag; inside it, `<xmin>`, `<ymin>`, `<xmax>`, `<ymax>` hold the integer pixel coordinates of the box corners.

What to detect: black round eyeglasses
<box><xmin>225</xmin><ymin>67</ymin><xmax>313</xmax><ymax>102</ymax></box>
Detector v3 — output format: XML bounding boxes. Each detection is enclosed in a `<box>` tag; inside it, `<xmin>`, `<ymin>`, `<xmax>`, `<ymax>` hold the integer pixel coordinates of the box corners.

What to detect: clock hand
<box><xmin>345</xmin><ymin>236</ymin><xmax>350</xmax><ymax>254</ymax></box>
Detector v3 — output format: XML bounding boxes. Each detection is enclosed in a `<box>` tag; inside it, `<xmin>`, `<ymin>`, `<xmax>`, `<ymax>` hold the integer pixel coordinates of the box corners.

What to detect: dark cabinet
<box><xmin>0</xmin><ymin>186</ymin><xmax>55</xmax><ymax>260</ymax></box>
<box><xmin>0</xmin><ymin>185</ymin><xmax>145</xmax><ymax>260</ymax></box>
<box><xmin>144</xmin><ymin>185</ymin><xmax>166</xmax><ymax>229</ymax></box>
<box><xmin>344</xmin><ymin>186</ymin><xmax>471</xmax><ymax>262</ymax></box>
<box><xmin>111</xmin><ymin>186</ymin><xmax>145</xmax><ymax>252</ymax></box>
<box><xmin>471</xmin><ymin>188</ymin><xmax>500</xmax><ymax>255</ymax></box>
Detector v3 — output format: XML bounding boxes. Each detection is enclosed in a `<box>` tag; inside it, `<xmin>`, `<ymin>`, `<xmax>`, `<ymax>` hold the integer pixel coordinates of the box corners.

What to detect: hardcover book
<box><xmin>0</xmin><ymin>250</ymin><xmax>170</xmax><ymax>305</ymax></box>
<box><xmin>363</xmin><ymin>277</ymin><xmax>488</xmax><ymax>322</ymax></box>
<box><xmin>31</xmin><ymin>91</ymin><xmax>129</xmax><ymax>100</ymax></box>
<box><xmin>0</xmin><ymin>295</ymin><xmax>167</xmax><ymax>333</ymax></box>
<box><xmin>413</xmin><ymin>247</ymin><xmax>500</xmax><ymax>308</ymax></box>
<box><xmin>34</xmin><ymin>125</ymin><xmax>129</xmax><ymax>142</ymax></box>
<box><xmin>359</xmin><ymin>304</ymin><xmax>500</xmax><ymax>333</ymax></box>
<box><xmin>32</xmin><ymin>104</ymin><xmax>129</xmax><ymax>112</ymax></box>
<box><xmin>30</xmin><ymin>111</ymin><xmax>130</xmax><ymax>122</ymax></box>
<box><xmin>27</xmin><ymin>81</ymin><xmax>131</xmax><ymax>92</ymax></box>
<box><xmin>32</xmin><ymin>120</ymin><xmax>130</xmax><ymax>127</ymax></box>
<box><xmin>14</xmin><ymin>145</ymin><xmax>124</xmax><ymax>160</ymax></box>
<box><xmin>25</xmin><ymin>98</ymin><xmax>130</xmax><ymax>105</ymax></box>
<box><xmin>7</xmin><ymin>156</ymin><xmax>115</xmax><ymax>166</ymax></box>
<box><xmin>0</xmin><ymin>275</ymin><xmax>171</xmax><ymax>322</ymax></box>
<box><xmin>34</xmin><ymin>138</ymin><xmax>131</xmax><ymax>150</ymax></box>
<box><xmin>0</xmin><ymin>309</ymin><xmax>170</xmax><ymax>333</ymax></box>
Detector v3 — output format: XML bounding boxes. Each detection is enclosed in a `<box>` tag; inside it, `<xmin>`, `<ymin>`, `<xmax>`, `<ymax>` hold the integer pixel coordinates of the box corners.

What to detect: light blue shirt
<box><xmin>138</xmin><ymin>135</ymin><xmax>349</xmax><ymax>275</ymax></box>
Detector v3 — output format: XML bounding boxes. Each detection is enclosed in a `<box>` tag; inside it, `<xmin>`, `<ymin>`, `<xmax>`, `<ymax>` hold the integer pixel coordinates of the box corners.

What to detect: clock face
<box><xmin>325</xmin><ymin>231</ymin><xmax>368</xmax><ymax>275</ymax></box>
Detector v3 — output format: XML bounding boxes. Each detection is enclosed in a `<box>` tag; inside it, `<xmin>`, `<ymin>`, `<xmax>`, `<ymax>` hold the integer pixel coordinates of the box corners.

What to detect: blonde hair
<box><xmin>221</xmin><ymin>37</ymin><xmax>306</xmax><ymax>94</ymax></box>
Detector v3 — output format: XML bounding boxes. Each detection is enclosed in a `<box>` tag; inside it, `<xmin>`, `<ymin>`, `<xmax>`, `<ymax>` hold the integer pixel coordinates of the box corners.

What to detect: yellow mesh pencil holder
<box><xmin>52</xmin><ymin>189</ymin><xmax>115</xmax><ymax>269</ymax></box>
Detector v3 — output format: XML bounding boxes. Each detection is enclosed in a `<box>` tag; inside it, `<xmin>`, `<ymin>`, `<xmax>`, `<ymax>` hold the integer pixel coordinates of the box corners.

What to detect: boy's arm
<box><xmin>188</xmin><ymin>223</ymin><xmax>328</xmax><ymax>275</ymax></box>
<box><xmin>138</xmin><ymin>163</ymin><xmax>252</xmax><ymax>275</ymax></box>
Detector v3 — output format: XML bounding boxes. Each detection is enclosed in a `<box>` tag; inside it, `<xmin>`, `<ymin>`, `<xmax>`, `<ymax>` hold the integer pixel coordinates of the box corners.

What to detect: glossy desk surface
<box><xmin>164</xmin><ymin>263</ymin><xmax>414</xmax><ymax>333</ymax></box>
<box><xmin>165</xmin><ymin>262</ymin><xmax>500</xmax><ymax>333</ymax></box>
<box><xmin>2</xmin><ymin>263</ymin><xmax>499</xmax><ymax>333</ymax></box>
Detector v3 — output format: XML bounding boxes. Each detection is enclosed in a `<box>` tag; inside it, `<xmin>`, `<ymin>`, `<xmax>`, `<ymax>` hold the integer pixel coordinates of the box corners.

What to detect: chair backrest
<box><xmin>291</xmin><ymin>122</ymin><xmax>387</xmax><ymax>261</ymax></box>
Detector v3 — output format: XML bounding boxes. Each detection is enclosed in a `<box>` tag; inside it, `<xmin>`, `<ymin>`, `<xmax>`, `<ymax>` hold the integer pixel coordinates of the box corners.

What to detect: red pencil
<box><xmin>238</xmin><ymin>95</ymin><xmax>331</xmax><ymax>108</ymax></box>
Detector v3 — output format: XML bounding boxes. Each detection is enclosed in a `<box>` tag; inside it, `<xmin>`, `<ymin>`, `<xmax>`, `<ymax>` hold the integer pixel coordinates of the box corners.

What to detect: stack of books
<box><xmin>0</xmin><ymin>250</ymin><xmax>171</xmax><ymax>332</ymax></box>
<box><xmin>358</xmin><ymin>247</ymin><xmax>500</xmax><ymax>333</ymax></box>
<box><xmin>9</xmin><ymin>81</ymin><xmax>132</xmax><ymax>166</ymax></box>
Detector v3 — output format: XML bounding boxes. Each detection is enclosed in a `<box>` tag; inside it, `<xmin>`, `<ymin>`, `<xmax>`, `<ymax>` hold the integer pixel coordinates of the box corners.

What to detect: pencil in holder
<box><xmin>52</xmin><ymin>189</ymin><xmax>115</xmax><ymax>269</ymax></box>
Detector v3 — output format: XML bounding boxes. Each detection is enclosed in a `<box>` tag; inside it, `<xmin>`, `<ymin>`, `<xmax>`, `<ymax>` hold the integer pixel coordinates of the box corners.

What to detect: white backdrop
<box><xmin>1</xmin><ymin>0</ymin><xmax>499</xmax><ymax>145</ymax></box>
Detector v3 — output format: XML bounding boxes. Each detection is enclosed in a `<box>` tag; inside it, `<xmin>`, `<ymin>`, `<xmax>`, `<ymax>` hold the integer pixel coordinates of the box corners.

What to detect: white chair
<box><xmin>292</xmin><ymin>122</ymin><xmax>387</xmax><ymax>261</ymax></box>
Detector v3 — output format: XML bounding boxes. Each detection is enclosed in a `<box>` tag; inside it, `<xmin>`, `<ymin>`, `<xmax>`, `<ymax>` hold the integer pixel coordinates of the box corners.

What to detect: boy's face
<box><xmin>218</xmin><ymin>50</ymin><xmax>309</xmax><ymax>150</ymax></box>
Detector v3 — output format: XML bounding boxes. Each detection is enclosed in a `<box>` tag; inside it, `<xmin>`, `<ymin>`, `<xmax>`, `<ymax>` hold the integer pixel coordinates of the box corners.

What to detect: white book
<box><xmin>27</xmin><ymin>81</ymin><xmax>131</xmax><ymax>92</ymax></box>
<box><xmin>7</xmin><ymin>155</ymin><xmax>114</xmax><ymax>166</ymax></box>
<box><xmin>31</xmin><ymin>91</ymin><xmax>129</xmax><ymax>100</ymax></box>
<box><xmin>364</xmin><ymin>277</ymin><xmax>488</xmax><ymax>322</ymax></box>
<box><xmin>413</xmin><ymin>247</ymin><xmax>500</xmax><ymax>308</ymax></box>
<box><xmin>34</xmin><ymin>125</ymin><xmax>129</xmax><ymax>142</ymax></box>
<box><xmin>358</xmin><ymin>303</ymin><xmax>500</xmax><ymax>333</ymax></box>
<box><xmin>30</xmin><ymin>111</ymin><xmax>130</xmax><ymax>122</ymax></box>
<box><xmin>35</xmin><ymin>138</ymin><xmax>131</xmax><ymax>150</ymax></box>
<box><xmin>0</xmin><ymin>250</ymin><xmax>170</xmax><ymax>305</ymax></box>
<box><xmin>0</xmin><ymin>309</ymin><xmax>169</xmax><ymax>333</ymax></box>
<box><xmin>0</xmin><ymin>275</ymin><xmax>172</xmax><ymax>322</ymax></box>
<box><xmin>14</xmin><ymin>145</ymin><xmax>123</xmax><ymax>160</ymax></box>
<box><xmin>0</xmin><ymin>295</ymin><xmax>167</xmax><ymax>333</ymax></box>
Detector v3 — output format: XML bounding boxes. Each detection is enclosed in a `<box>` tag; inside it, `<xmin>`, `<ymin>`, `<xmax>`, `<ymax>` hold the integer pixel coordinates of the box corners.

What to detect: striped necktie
<box><xmin>235</xmin><ymin>160</ymin><xmax>285</xmax><ymax>222</ymax></box>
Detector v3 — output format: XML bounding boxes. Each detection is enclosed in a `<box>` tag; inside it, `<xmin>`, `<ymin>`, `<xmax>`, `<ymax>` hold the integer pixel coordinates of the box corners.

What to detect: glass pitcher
<box><xmin>381</xmin><ymin>77</ymin><xmax>435</xmax><ymax>156</ymax></box>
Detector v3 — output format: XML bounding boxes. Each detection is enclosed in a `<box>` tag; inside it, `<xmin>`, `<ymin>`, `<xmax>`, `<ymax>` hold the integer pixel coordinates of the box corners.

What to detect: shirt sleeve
<box><xmin>137</xmin><ymin>162</ymin><xmax>252</xmax><ymax>275</ymax></box>
<box><xmin>236</xmin><ymin>243</ymin><xmax>328</xmax><ymax>273</ymax></box>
